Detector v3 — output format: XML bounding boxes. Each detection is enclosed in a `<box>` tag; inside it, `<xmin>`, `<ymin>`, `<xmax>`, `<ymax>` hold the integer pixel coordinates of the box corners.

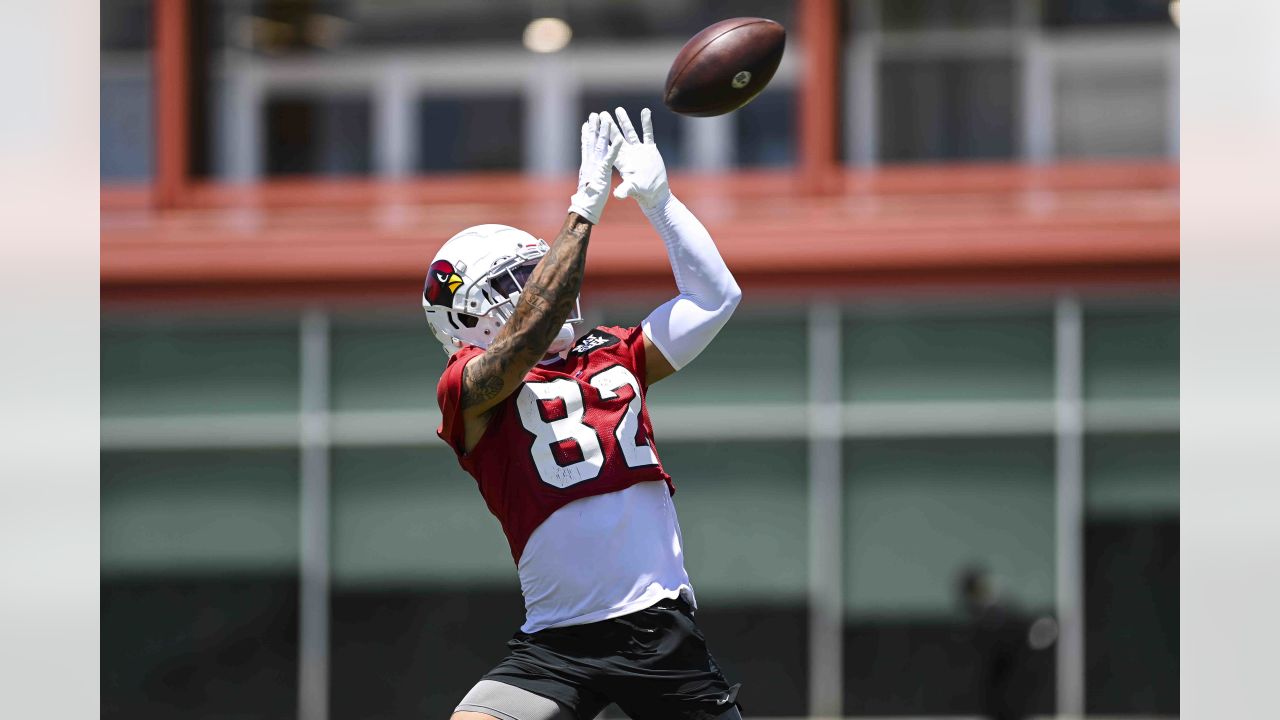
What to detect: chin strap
<box><xmin>639</xmin><ymin>194</ymin><xmax>742</xmax><ymax>370</ymax></box>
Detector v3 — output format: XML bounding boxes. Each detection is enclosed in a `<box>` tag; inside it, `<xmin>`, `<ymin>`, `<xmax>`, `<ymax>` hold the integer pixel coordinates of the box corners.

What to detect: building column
<box><xmin>374</xmin><ymin>62</ymin><xmax>414</xmax><ymax>178</ymax></box>
<box><xmin>798</xmin><ymin>0</ymin><xmax>842</xmax><ymax>193</ymax></box>
<box><xmin>153</xmin><ymin>0</ymin><xmax>190</xmax><ymax>206</ymax></box>
<box><xmin>299</xmin><ymin>310</ymin><xmax>332</xmax><ymax>720</ymax></box>
<box><xmin>1019</xmin><ymin>0</ymin><xmax>1054</xmax><ymax>163</ymax></box>
<box><xmin>847</xmin><ymin>0</ymin><xmax>880</xmax><ymax>167</ymax></box>
<box><xmin>685</xmin><ymin>114</ymin><xmax>734</xmax><ymax>171</ymax></box>
<box><xmin>526</xmin><ymin>52</ymin><xmax>574</xmax><ymax>176</ymax></box>
<box><xmin>1055</xmin><ymin>295</ymin><xmax>1086</xmax><ymax>718</ymax></box>
<box><xmin>808</xmin><ymin>302</ymin><xmax>844</xmax><ymax>717</ymax></box>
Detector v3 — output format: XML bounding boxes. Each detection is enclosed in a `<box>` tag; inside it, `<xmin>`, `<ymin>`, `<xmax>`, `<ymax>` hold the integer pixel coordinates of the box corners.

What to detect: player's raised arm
<box><xmin>459</xmin><ymin>113</ymin><xmax>622</xmax><ymax>418</ymax></box>
<box><xmin>609</xmin><ymin>107</ymin><xmax>742</xmax><ymax>386</ymax></box>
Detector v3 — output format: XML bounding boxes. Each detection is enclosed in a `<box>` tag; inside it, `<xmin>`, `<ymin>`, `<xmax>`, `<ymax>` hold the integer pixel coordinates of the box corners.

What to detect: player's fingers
<box><xmin>594</xmin><ymin>111</ymin><xmax>611</xmax><ymax>158</ymax></box>
<box><xmin>580</xmin><ymin>121</ymin><xmax>592</xmax><ymax>157</ymax></box>
<box><xmin>613</xmin><ymin>180</ymin><xmax>634</xmax><ymax>200</ymax></box>
<box><xmin>641</xmin><ymin>108</ymin><xmax>654</xmax><ymax>145</ymax></box>
<box><xmin>615</xmin><ymin>107</ymin><xmax>640</xmax><ymax>144</ymax></box>
<box><xmin>600</xmin><ymin>111</ymin><xmax>623</xmax><ymax>147</ymax></box>
<box><xmin>586</xmin><ymin>113</ymin><xmax>602</xmax><ymax>156</ymax></box>
<box><xmin>603</xmin><ymin>132</ymin><xmax>624</xmax><ymax>167</ymax></box>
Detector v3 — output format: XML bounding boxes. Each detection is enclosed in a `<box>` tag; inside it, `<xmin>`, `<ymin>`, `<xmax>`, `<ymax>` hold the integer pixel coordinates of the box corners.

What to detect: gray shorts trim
<box><xmin>455</xmin><ymin>679</ymin><xmax>574</xmax><ymax>720</ymax></box>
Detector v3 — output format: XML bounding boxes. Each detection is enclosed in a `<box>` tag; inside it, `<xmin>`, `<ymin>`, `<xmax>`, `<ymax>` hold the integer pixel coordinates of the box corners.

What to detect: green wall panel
<box><xmin>330</xmin><ymin>447</ymin><xmax>513</xmax><ymax>586</ymax></box>
<box><xmin>660</xmin><ymin>441</ymin><xmax>809</xmax><ymax>603</ymax></box>
<box><xmin>102</xmin><ymin>322</ymin><xmax>299</xmax><ymax>417</ymax></box>
<box><xmin>843</xmin><ymin>312</ymin><xmax>1055</xmax><ymax>402</ymax></box>
<box><xmin>331</xmin><ymin>442</ymin><xmax>809</xmax><ymax>600</ymax></box>
<box><xmin>1086</xmin><ymin>433</ymin><xmax>1179</xmax><ymax>516</ymax></box>
<box><xmin>596</xmin><ymin>310</ymin><xmax>807</xmax><ymax>406</ymax></box>
<box><xmin>101</xmin><ymin>450</ymin><xmax>300</xmax><ymax>573</ymax></box>
<box><xmin>330</xmin><ymin>320</ymin><xmax>446</xmax><ymax>412</ymax></box>
<box><xmin>843</xmin><ymin>437</ymin><xmax>1056</xmax><ymax>616</ymax></box>
<box><xmin>1083</xmin><ymin>305</ymin><xmax>1179</xmax><ymax>400</ymax></box>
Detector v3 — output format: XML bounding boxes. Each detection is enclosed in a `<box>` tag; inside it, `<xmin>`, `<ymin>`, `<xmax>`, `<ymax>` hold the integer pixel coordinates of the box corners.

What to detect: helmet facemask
<box><xmin>484</xmin><ymin>258</ymin><xmax>583</xmax><ymax>356</ymax></box>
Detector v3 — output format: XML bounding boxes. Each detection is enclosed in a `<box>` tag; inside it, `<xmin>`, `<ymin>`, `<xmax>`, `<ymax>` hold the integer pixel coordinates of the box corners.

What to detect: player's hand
<box><xmin>568</xmin><ymin>112</ymin><xmax>624</xmax><ymax>225</ymax></box>
<box><xmin>609</xmin><ymin>107</ymin><xmax>671</xmax><ymax>210</ymax></box>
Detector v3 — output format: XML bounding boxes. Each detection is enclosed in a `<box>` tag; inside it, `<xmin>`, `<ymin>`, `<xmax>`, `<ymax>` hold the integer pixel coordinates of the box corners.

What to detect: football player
<box><xmin>425</xmin><ymin>108</ymin><xmax>743</xmax><ymax>720</ymax></box>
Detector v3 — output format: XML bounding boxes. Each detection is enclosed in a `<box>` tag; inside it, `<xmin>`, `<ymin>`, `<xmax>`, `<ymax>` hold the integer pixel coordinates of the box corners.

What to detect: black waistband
<box><xmin>649</xmin><ymin>595</ymin><xmax>693</xmax><ymax>613</ymax></box>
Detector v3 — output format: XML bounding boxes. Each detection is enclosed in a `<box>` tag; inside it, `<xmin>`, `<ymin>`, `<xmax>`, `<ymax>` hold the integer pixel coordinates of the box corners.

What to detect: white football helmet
<box><xmin>422</xmin><ymin>224</ymin><xmax>582</xmax><ymax>355</ymax></box>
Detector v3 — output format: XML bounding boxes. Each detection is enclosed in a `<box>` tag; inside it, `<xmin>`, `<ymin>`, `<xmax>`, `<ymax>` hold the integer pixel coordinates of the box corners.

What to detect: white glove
<box><xmin>609</xmin><ymin>107</ymin><xmax>672</xmax><ymax>210</ymax></box>
<box><xmin>568</xmin><ymin>112</ymin><xmax>623</xmax><ymax>225</ymax></box>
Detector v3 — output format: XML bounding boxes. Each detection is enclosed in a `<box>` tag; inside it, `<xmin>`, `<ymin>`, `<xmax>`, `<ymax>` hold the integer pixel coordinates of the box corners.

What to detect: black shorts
<box><xmin>480</xmin><ymin>598</ymin><xmax>742</xmax><ymax>720</ymax></box>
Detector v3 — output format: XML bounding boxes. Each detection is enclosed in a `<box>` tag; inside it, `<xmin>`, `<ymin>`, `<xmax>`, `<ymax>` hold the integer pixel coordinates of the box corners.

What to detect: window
<box><xmin>881</xmin><ymin>0</ymin><xmax>1017</xmax><ymax>30</ymax></box>
<box><xmin>200</xmin><ymin>0</ymin><xmax>793</xmax><ymax>50</ymax></box>
<box><xmin>101</xmin><ymin>74</ymin><xmax>153</xmax><ymax>181</ymax></box>
<box><xmin>265</xmin><ymin>95</ymin><xmax>372</xmax><ymax>176</ymax></box>
<box><xmin>101</xmin><ymin>0</ymin><xmax>153</xmax><ymax>181</ymax></box>
<box><xmin>1044</xmin><ymin>0</ymin><xmax>1174</xmax><ymax>27</ymax></box>
<box><xmin>735</xmin><ymin>89</ymin><xmax>796</xmax><ymax>167</ymax></box>
<box><xmin>845</xmin><ymin>0</ymin><xmax>1177</xmax><ymax>165</ymax></box>
<box><xmin>879</xmin><ymin>57</ymin><xmax>1017</xmax><ymax>162</ymax></box>
<box><xmin>418</xmin><ymin>95</ymin><xmax>524</xmax><ymax>172</ymax></box>
<box><xmin>1056</xmin><ymin>64</ymin><xmax>1170</xmax><ymax>158</ymax></box>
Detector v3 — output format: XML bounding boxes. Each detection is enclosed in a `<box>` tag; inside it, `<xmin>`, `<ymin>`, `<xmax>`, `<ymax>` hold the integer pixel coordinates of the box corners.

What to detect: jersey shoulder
<box><xmin>436</xmin><ymin>344</ymin><xmax>485</xmax><ymax>402</ymax></box>
<box><xmin>566</xmin><ymin>325</ymin><xmax>651</xmax><ymax>390</ymax></box>
<box><xmin>569</xmin><ymin>325</ymin><xmax>647</xmax><ymax>369</ymax></box>
<box><xmin>567</xmin><ymin>325</ymin><xmax>633</xmax><ymax>357</ymax></box>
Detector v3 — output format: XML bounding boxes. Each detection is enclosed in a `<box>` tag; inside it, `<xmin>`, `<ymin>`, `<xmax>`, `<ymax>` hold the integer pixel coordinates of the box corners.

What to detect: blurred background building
<box><xmin>101</xmin><ymin>1</ymin><xmax>1179</xmax><ymax>719</ymax></box>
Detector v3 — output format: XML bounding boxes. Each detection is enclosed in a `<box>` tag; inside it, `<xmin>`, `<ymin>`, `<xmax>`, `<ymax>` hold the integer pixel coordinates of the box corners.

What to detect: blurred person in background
<box><xmin>426</xmin><ymin>108</ymin><xmax>744</xmax><ymax>720</ymax></box>
<box><xmin>957</xmin><ymin>566</ymin><xmax>1035</xmax><ymax>720</ymax></box>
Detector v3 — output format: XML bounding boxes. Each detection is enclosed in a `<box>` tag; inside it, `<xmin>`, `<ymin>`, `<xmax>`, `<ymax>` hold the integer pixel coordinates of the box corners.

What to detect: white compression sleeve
<box><xmin>640</xmin><ymin>194</ymin><xmax>742</xmax><ymax>370</ymax></box>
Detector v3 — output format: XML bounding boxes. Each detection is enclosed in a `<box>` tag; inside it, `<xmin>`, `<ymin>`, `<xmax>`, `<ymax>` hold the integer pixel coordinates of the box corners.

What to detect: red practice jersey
<box><xmin>436</xmin><ymin>325</ymin><xmax>675</xmax><ymax>564</ymax></box>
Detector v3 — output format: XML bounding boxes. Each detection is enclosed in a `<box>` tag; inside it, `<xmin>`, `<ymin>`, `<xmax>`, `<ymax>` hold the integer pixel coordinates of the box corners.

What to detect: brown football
<box><xmin>664</xmin><ymin>17</ymin><xmax>786</xmax><ymax>117</ymax></box>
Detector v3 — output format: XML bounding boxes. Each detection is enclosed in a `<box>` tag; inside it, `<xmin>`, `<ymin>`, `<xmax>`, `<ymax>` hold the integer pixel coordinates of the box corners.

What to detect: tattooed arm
<box><xmin>454</xmin><ymin>112</ymin><xmax>619</xmax><ymax>452</ymax></box>
<box><xmin>457</xmin><ymin>213</ymin><xmax>593</xmax><ymax>451</ymax></box>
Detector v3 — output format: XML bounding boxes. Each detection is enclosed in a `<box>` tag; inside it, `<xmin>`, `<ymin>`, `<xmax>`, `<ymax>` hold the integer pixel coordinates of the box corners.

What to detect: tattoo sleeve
<box><xmin>459</xmin><ymin>212</ymin><xmax>593</xmax><ymax>412</ymax></box>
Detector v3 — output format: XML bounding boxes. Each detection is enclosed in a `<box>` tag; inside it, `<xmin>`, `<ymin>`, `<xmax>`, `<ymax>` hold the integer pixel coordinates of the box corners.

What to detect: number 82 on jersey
<box><xmin>514</xmin><ymin>365</ymin><xmax>657</xmax><ymax>489</ymax></box>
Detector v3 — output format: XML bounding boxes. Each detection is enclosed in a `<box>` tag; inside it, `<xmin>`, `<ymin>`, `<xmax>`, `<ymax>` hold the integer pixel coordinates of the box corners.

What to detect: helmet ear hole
<box><xmin>457</xmin><ymin>313</ymin><xmax>479</xmax><ymax>328</ymax></box>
